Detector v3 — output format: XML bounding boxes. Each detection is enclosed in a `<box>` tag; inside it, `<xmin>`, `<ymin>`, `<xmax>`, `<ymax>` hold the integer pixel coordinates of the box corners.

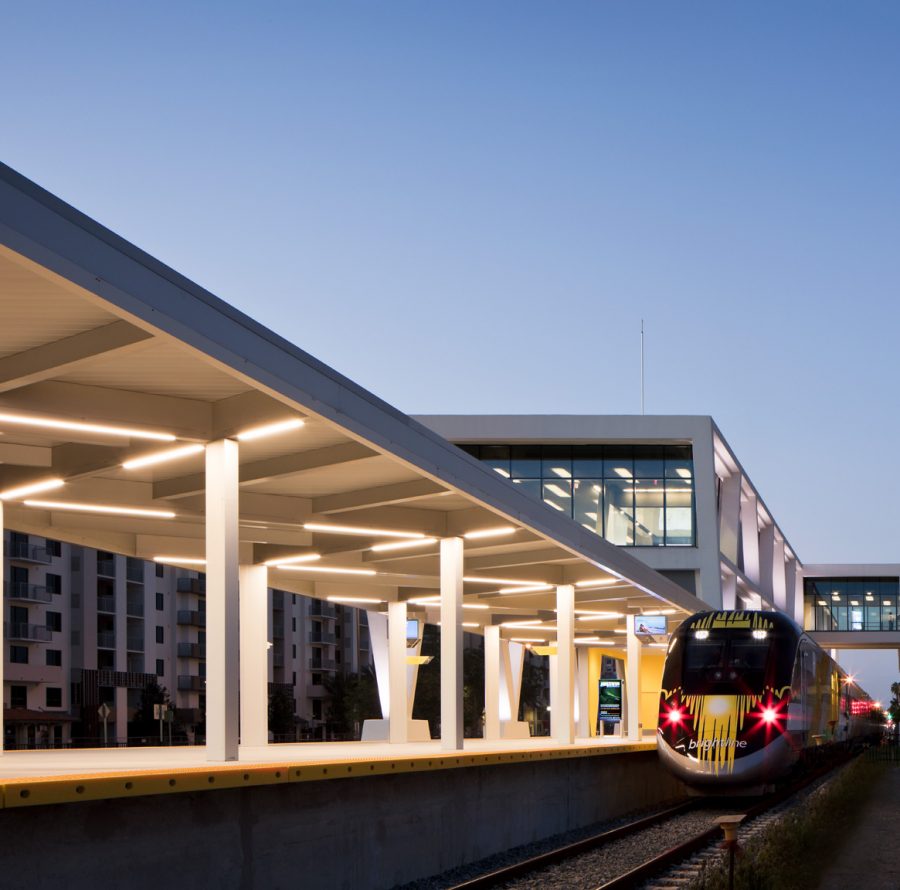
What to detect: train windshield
<box><xmin>682</xmin><ymin>636</ymin><xmax>770</xmax><ymax>693</ymax></box>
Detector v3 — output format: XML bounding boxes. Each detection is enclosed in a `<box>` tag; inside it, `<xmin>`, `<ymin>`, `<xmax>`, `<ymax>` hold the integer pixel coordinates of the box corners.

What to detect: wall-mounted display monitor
<box><xmin>406</xmin><ymin>618</ymin><xmax>420</xmax><ymax>643</ymax></box>
<box><xmin>635</xmin><ymin>614</ymin><xmax>667</xmax><ymax>641</ymax></box>
<box><xmin>597</xmin><ymin>678</ymin><xmax>623</xmax><ymax>730</ymax></box>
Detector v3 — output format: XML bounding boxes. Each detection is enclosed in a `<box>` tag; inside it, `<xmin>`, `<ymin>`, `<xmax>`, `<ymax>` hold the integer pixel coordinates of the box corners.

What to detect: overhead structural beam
<box><xmin>154</xmin><ymin>442</ymin><xmax>377</xmax><ymax>499</ymax></box>
<box><xmin>0</xmin><ymin>321</ymin><xmax>153</xmax><ymax>394</ymax></box>
<box><xmin>312</xmin><ymin>479</ymin><xmax>446</xmax><ymax>514</ymax></box>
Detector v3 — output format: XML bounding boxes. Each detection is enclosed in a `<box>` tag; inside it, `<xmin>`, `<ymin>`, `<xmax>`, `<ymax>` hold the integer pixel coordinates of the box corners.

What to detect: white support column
<box><xmin>388</xmin><ymin>600</ymin><xmax>409</xmax><ymax>744</ymax></box>
<box><xmin>722</xmin><ymin>573</ymin><xmax>737</xmax><ymax>610</ymax></box>
<box><xmin>740</xmin><ymin>494</ymin><xmax>760</xmax><ymax>585</ymax></box>
<box><xmin>0</xmin><ymin>501</ymin><xmax>3</xmax><ymax>753</ymax></box>
<box><xmin>784</xmin><ymin>557</ymin><xmax>797</xmax><ymax>619</ymax></box>
<box><xmin>718</xmin><ymin>473</ymin><xmax>742</xmax><ymax>565</ymax></box>
<box><xmin>793</xmin><ymin>565</ymin><xmax>805</xmax><ymax>626</ymax></box>
<box><xmin>205</xmin><ymin>438</ymin><xmax>241</xmax><ymax>762</ymax></box>
<box><xmin>484</xmin><ymin>624</ymin><xmax>501</xmax><ymax>741</ymax></box>
<box><xmin>553</xmin><ymin>584</ymin><xmax>575</xmax><ymax>745</ymax></box>
<box><xmin>239</xmin><ymin>565</ymin><xmax>269</xmax><ymax>748</ymax></box>
<box><xmin>626</xmin><ymin>614</ymin><xmax>642</xmax><ymax>741</ymax></box>
<box><xmin>440</xmin><ymin>536</ymin><xmax>464</xmax><ymax>751</ymax></box>
<box><xmin>772</xmin><ymin>536</ymin><xmax>787</xmax><ymax>612</ymax></box>
<box><xmin>758</xmin><ymin>524</ymin><xmax>776</xmax><ymax>603</ymax></box>
<box><xmin>575</xmin><ymin>648</ymin><xmax>590</xmax><ymax>739</ymax></box>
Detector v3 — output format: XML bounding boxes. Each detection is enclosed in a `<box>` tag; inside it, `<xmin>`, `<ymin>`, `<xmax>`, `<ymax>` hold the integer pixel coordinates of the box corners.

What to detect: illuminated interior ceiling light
<box><xmin>613</xmin><ymin>467</ymin><xmax>632</xmax><ymax>478</ymax></box>
<box><xmin>463</xmin><ymin>526</ymin><xmax>516</xmax><ymax>540</ymax></box>
<box><xmin>752</xmin><ymin>629</ymin><xmax>768</xmax><ymax>640</ymax></box>
<box><xmin>0</xmin><ymin>477</ymin><xmax>65</xmax><ymax>501</ymax></box>
<box><xmin>24</xmin><ymin>499</ymin><xmax>175</xmax><ymax>518</ymax></box>
<box><xmin>577</xmin><ymin>612</ymin><xmax>623</xmax><ymax>620</ymax></box>
<box><xmin>614</xmin><ymin>629</ymin><xmax>627</xmax><ymax>634</ymax></box>
<box><xmin>370</xmin><ymin>537</ymin><xmax>438</xmax><ymax>552</ymax></box>
<box><xmin>122</xmin><ymin>443</ymin><xmax>205</xmax><ymax>470</ymax></box>
<box><xmin>235</xmin><ymin>418</ymin><xmax>304</xmax><ymax>441</ymax></box>
<box><xmin>545</xmin><ymin>500</ymin><xmax>565</xmax><ymax>511</ymax></box>
<box><xmin>463</xmin><ymin>603</ymin><xmax>490</xmax><ymax>610</ymax></box>
<box><xmin>262</xmin><ymin>553</ymin><xmax>321</xmax><ymax>567</ymax></box>
<box><xmin>493</xmin><ymin>467</ymin><xmax>510</xmax><ymax>478</ymax></box>
<box><xmin>274</xmin><ymin>565</ymin><xmax>377</xmax><ymax>576</ymax></box>
<box><xmin>817</xmin><ymin>600</ymin><xmax>827</xmax><ymax>606</ymax></box>
<box><xmin>462</xmin><ymin>622</ymin><xmax>480</xmax><ymax>628</ymax></box>
<box><xmin>850</xmin><ymin>600</ymin><xmax>860</xmax><ymax>606</ymax></box>
<box><xmin>498</xmin><ymin>584</ymin><xmax>554</xmax><ymax>594</ymax></box>
<box><xmin>0</xmin><ymin>412</ymin><xmax>176</xmax><ymax>442</ymax></box>
<box><xmin>575</xmin><ymin>578</ymin><xmax>619</xmax><ymax>588</ymax></box>
<box><xmin>550</xmin><ymin>467</ymin><xmax>571</xmax><ymax>478</ymax></box>
<box><xmin>675</xmin><ymin>468</ymin><xmax>692</xmax><ymax>479</ymax></box>
<box><xmin>304</xmin><ymin>522</ymin><xmax>424</xmax><ymax>540</ymax></box>
<box><xmin>584</xmin><ymin>511</ymin><xmax>598</xmax><ymax>521</ymax></box>
<box><xmin>694</xmin><ymin>629</ymin><xmax>709</xmax><ymax>640</ymax></box>
<box><xmin>885</xmin><ymin>600</ymin><xmax>893</xmax><ymax>606</ymax></box>
<box><xmin>326</xmin><ymin>595</ymin><xmax>383</xmax><ymax>604</ymax></box>
<box><xmin>832</xmin><ymin>593</ymin><xmax>841</xmax><ymax>600</ymax></box>
<box><xmin>408</xmin><ymin>596</ymin><xmax>440</xmax><ymax>605</ymax></box>
<box><xmin>509</xmin><ymin>637</ymin><xmax>546</xmax><ymax>643</ymax></box>
<box><xmin>501</xmin><ymin>620</ymin><xmax>542</xmax><ymax>628</ymax></box>
<box><xmin>865</xmin><ymin>593</ymin><xmax>874</xmax><ymax>600</ymax></box>
<box><xmin>545</xmin><ymin>484</ymin><xmax>571</xmax><ymax>499</ymax></box>
<box><xmin>153</xmin><ymin>556</ymin><xmax>207</xmax><ymax>566</ymax></box>
<box><xmin>591</xmin><ymin>484</ymin><xmax>601</xmax><ymax>494</ymax></box>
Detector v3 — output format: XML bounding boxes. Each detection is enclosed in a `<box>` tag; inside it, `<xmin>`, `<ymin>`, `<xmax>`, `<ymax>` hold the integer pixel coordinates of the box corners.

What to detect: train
<box><xmin>656</xmin><ymin>610</ymin><xmax>882</xmax><ymax>789</ymax></box>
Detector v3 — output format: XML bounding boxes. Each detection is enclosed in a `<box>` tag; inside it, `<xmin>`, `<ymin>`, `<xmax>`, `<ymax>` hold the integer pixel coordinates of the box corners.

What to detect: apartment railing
<box><xmin>177</xmin><ymin>610</ymin><xmax>206</xmax><ymax>627</ymax></box>
<box><xmin>126</xmin><ymin>599</ymin><xmax>144</xmax><ymax>617</ymax></box>
<box><xmin>7</xmin><ymin>622</ymin><xmax>52</xmax><ymax>642</ymax></box>
<box><xmin>176</xmin><ymin>642</ymin><xmax>205</xmax><ymax>658</ymax></box>
<box><xmin>309</xmin><ymin>630</ymin><xmax>336</xmax><ymax>645</ymax></box>
<box><xmin>7</xmin><ymin>582</ymin><xmax>51</xmax><ymax>604</ymax></box>
<box><xmin>97</xmin><ymin>631</ymin><xmax>116</xmax><ymax>649</ymax></box>
<box><xmin>97</xmin><ymin>595</ymin><xmax>116</xmax><ymax>614</ymax></box>
<box><xmin>177</xmin><ymin>675</ymin><xmax>204</xmax><ymax>692</ymax></box>
<box><xmin>9</xmin><ymin>541</ymin><xmax>52</xmax><ymax>564</ymax></box>
<box><xmin>97</xmin><ymin>559</ymin><xmax>116</xmax><ymax>577</ymax></box>
<box><xmin>126</xmin><ymin>634</ymin><xmax>144</xmax><ymax>652</ymax></box>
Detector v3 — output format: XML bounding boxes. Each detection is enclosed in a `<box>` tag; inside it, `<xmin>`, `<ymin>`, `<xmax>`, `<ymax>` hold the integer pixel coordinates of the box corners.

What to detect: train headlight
<box><xmin>666</xmin><ymin>707</ymin><xmax>684</xmax><ymax>725</ymax></box>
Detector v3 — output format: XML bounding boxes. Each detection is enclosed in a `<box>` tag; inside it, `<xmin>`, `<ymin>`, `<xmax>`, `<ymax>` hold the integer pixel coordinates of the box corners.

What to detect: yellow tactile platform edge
<box><xmin>0</xmin><ymin>741</ymin><xmax>656</xmax><ymax>809</ymax></box>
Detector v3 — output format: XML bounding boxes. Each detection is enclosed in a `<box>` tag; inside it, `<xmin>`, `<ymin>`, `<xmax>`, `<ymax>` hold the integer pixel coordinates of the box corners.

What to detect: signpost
<box><xmin>98</xmin><ymin>702</ymin><xmax>111</xmax><ymax>746</ymax></box>
<box><xmin>154</xmin><ymin>703</ymin><xmax>164</xmax><ymax>743</ymax></box>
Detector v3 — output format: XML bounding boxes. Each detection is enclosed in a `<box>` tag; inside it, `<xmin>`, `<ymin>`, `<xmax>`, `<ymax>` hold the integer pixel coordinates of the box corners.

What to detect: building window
<box><xmin>155</xmin><ymin>562</ymin><xmax>164</xmax><ymax>578</ymax></box>
<box><xmin>45</xmin><ymin>687</ymin><xmax>62</xmax><ymax>708</ymax></box>
<box><xmin>292</xmin><ymin>644</ymin><xmax>297</xmax><ymax>658</ymax></box>
<box><xmin>45</xmin><ymin>539</ymin><xmax>61</xmax><ymax>557</ymax></box>
<box><xmin>156</xmin><ymin>592</ymin><xmax>164</xmax><ymax>611</ymax></box>
<box><xmin>292</xmin><ymin>616</ymin><xmax>297</xmax><ymax>632</ymax></box>
<box><xmin>463</xmin><ymin>442</ymin><xmax>695</xmax><ymax>547</ymax></box>
<box><xmin>804</xmin><ymin>577</ymin><xmax>899</xmax><ymax>631</ymax></box>
<box><xmin>10</xmin><ymin>646</ymin><xmax>28</xmax><ymax>664</ymax></box>
<box><xmin>10</xmin><ymin>686</ymin><xmax>26</xmax><ymax>708</ymax></box>
<box><xmin>46</xmin><ymin>611</ymin><xmax>62</xmax><ymax>632</ymax></box>
<box><xmin>156</xmin><ymin>626</ymin><xmax>164</xmax><ymax>644</ymax></box>
<box><xmin>46</xmin><ymin>649</ymin><xmax>62</xmax><ymax>666</ymax></box>
<box><xmin>45</xmin><ymin>573</ymin><xmax>62</xmax><ymax>594</ymax></box>
<box><xmin>156</xmin><ymin>659</ymin><xmax>165</xmax><ymax>676</ymax></box>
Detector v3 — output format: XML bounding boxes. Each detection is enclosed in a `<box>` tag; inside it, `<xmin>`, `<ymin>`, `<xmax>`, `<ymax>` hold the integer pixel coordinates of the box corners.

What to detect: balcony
<box><xmin>97</xmin><ymin>596</ymin><xmax>116</xmax><ymax>614</ymax></box>
<box><xmin>177</xmin><ymin>674</ymin><xmax>204</xmax><ymax>692</ymax></box>
<box><xmin>7</xmin><ymin>622</ymin><xmax>52</xmax><ymax>642</ymax></box>
<box><xmin>97</xmin><ymin>631</ymin><xmax>116</xmax><ymax>649</ymax></box>
<box><xmin>310</xmin><ymin>658</ymin><xmax>337</xmax><ymax>671</ymax></box>
<box><xmin>97</xmin><ymin>559</ymin><xmax>116</xmax><ymax>578</ymax></box>
<box><xmin>309</xmin><ymin>630</ymin><xmax>336</xmax><ymax>645</ymax></box>
<box><xmin>8</xmin><ymin>541</ymin><xmax>52</xmax><ymax>565</ymax></box>
<box><xmin>126</xmin><ymin>634</ymin><xmax>144</xmax><ymax>652</ymax></box>
<box><xmin>7</xmin><ymin>582</ymin><xmax>51</xmax><ymax>604</ymax></box>
<box><xmin>125</xmin><ymin>560</ymin><xmax>144</xmax><ymax>583</ymax></box>
<box><xmin>177</xmin><ymin>610</ymin><xmax>206</xmax><ymax>627</ymax></box>
<box><xmin>272</xmin><ymin>652</ymin><xmax>284</xmax><ymax>668</ymax></box>
<box><xmin>306</xmin><ymin>684</ymin><xmax>328</xmax><ymax>698</ymax></box>
<box><xmin>176</xmin><ymin>641</ymin><xmax>205</xmax><ymax>659</ymax></box>
<box><xmin>126</xmin><ymin>599</ymin><xmax>144</xmax><ymax>617</ymax></box>
<box><xmin>310</xmin><ymin>601</ymin><xmax>336</xmax><ymax>618</ymax></box>
<box><xmin>176</xmin><ymin>577</ymin><xmax>205</xmax><ymax>595</ymax></box>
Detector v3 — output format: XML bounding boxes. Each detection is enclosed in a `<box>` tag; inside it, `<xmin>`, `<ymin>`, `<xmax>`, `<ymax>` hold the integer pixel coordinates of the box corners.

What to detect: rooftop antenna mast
<box><xmin>640</xmin><ymin>319</ymin><xmax>645</xmax><ymax>415</ymax></box>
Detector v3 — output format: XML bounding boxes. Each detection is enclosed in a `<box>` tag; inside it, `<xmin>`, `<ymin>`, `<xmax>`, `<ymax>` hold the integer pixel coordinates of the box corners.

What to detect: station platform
<box><xmin>0</xmin><ymin>735</ymin><xmax>655</xmax><ymax>808</ymax></box>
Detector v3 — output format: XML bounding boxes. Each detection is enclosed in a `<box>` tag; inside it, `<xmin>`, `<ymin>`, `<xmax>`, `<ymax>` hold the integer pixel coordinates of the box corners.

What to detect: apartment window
<box><xmin>46</xmin><ymin>649</ymin><xmax>62</xmax><ymax>667</ymax></box>
<box><xmin>292</xmin><ymin>671</ymin><xmax>297</xmax><ymax>686</ymax></box>
<box><xmin>45</xmin><ymin>573</ymin><xmax>61</xmax><ymax>595</ymax></box>
<box><xmin>292</xmin><ymin>644</ymin><xmax>297</xmax><ymax>658</ymax></box>
<box><xmin>312</xmin><ymin>700</ymin><xmax>322</xmax><ymax>720</ymax></box>
<box><xmin>45</xmin><ymin>687</ymin><xmax>62</xmax><ymax>708</ymax></box>
<box><xmin>10</xmin><ymin>686</ymin><xmax>26</xmax><ymax>708</ymax></box>
<box><xmin>156</xmin><ymin>659</ymin><xmax>164</xmax><ymax>676</ymax></box>
<box><xmin>156</xmin><ymin>592</ymin><xmax>164</xmax><ymax>611</ymax></box>
<box><xmin>155</xmin><ymin>562</ymin><xmax>164</xmax><ymax>578</ymax></box>
<box><xmin>335</xmin><ymin>624</ymin><xmax>342</xmax><ymax>639</ymax></box>
<box><xmin>10</xmin><ymin>646</ymin><xmax>28</xmax><ymax>664</ymax></box>
<box><xmin>46</xmin><ymin>611</ymin><xmax>62</xmax><ymax>632</ymax></box>
<box><xmin>45</xmin><ymin>539</ymin><xmax>61</xmax><ymax>557</ymax></box>
<box><xmin>10</xmin><ymin>565</ymin><xmax>27</xmax><ymax>586</ymax></box>
<box><xmin>292</xmin><ymin>616</ymin><xmax>297</xmax><ymax>632</ymax></box>
<box><xmin>156</xmin><ymin>626</ymin><xmax>164</xmax><ymax>644</ymax></box>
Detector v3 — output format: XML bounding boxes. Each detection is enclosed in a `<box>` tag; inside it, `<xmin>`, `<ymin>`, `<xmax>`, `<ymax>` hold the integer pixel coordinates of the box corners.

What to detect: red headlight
<box><xmin>666</xmin><ymin>707</ymin><xmax>683</xmax><ymax>724</ymax></box>
<box><xmin>762</xmin><ymin>707</ymin><xmax>778</xmax><ymax>724</ymax></box>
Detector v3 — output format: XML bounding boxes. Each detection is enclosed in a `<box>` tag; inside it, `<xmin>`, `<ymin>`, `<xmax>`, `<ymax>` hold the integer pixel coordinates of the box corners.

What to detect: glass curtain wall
<box><xmin>459</xmin><ymin>443</ymin><xmax>695</xmax><ymax>547</ymax></box>
<box><xmin>803</xmin><ymin>578</ymin><xmax>899</xmax><ymax>631</ymax></box>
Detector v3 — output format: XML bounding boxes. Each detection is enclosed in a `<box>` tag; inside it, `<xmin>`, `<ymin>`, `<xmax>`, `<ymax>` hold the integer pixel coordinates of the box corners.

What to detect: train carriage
<box><xmin>657</xmin><ymin>610</ymin><xmax>880</xmax><ymax>788</ymax></box>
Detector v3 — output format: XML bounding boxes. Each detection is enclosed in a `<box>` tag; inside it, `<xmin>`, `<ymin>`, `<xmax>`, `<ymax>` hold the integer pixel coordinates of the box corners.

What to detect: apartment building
<box><xmin>4</xmin><ymin>531</ymin><xmax>371</xmax><ymax>748</ymax></box>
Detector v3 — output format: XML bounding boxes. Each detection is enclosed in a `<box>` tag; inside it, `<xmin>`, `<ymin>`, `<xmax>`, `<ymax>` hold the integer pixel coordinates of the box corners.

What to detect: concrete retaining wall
<box><xmin>0</xmin><ymin>750</ymin><xmax>684</xmax><ymax>889</ymax></box>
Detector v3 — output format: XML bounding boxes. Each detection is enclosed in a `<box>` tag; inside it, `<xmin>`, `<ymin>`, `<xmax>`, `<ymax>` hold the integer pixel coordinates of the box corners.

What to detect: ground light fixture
<box><xmin>235</xmin><ymin>418</ymin><xmax>304</xmax><ymax>441</ymax></box>
<box><xmin>0</xmin><ymin>412</ymin><xmax>176</xmax><ymax>442</ymax></box>
<box><xmin>24</xmin><ymin>499</ymin><xmax>176</xmax><ymax>518</ymax></box>
<box><xmin>153</xmin><ymin>556</ymin><xmax>207</xmax><ymax>566</ymax></box>
<box><xmin>0</xmin><ymin>478</ymin><xmax>65</xmax><ymax>500</ymax></box>
<box><xmin>303</xmin><ymin>522</ymin><xmax>425</xmax><ymax>539</ymax></box>
<box><xmin>122</xmin><ymin>443</ymin><xmax>205</xmax><ymax>470</ymax></box>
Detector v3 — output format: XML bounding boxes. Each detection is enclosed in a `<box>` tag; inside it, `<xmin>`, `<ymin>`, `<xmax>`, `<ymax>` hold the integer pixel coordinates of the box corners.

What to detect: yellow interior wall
<box><xmin>586</xmin><ymin>647</ymin><xmax>666</xmax><ymax>736</ymax></box>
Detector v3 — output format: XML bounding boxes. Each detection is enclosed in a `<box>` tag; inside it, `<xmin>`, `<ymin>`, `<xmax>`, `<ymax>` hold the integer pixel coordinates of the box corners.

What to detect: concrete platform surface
<box><xmin>819</xmin><ymin>764</ymin><xmax>900</xmax><ymax>890</ymax></box>
<box><xmin>0</xmin><ymin>734</ymin><xmax>657</xmax><ymax>809</ymax></box>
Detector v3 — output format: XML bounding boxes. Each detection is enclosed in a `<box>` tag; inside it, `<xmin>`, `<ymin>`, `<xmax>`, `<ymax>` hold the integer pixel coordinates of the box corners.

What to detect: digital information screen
<box><xmin>597</xmin><ymin>678</ymin><xmax>623</xmax><ymax>730</ymax></box>
<box><xmin>635</xmin><ymin>614</ymin><xmax>667</xmax><ymax>641</ymax></box>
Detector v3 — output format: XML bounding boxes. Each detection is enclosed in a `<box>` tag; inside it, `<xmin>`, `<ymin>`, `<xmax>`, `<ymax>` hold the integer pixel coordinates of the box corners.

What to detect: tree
<box><xmin>130</xmin><ymin>679</ymin><xmax>171</xmax><ymax>738</ymax></box>
<box><xmin>268</xmin><ymin>687</ymin><xmax>296</xmax><ymax>738</ymax></box>
<box><xmin>323</xmin><ymin>669</ymin><xmax>380</xmax><ymax>738</ymax></box>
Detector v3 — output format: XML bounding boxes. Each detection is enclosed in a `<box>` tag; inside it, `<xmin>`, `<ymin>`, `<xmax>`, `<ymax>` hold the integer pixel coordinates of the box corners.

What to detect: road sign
<box><xmin>154</xmin><ymin>703</ymin><xmax>162</xmax><ymax>720</ymax></box>
<box><xmin>98</xmin><ymin>703</ymin><xmax>111</xmax><ymax>720</ymax></box>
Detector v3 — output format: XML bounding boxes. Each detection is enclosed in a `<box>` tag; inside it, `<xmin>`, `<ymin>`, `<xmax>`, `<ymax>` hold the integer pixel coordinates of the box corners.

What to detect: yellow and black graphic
<box><xmin>689</xmin><ymin>611</ymin><xmax>774</xmax><ymax>632</ymax></box>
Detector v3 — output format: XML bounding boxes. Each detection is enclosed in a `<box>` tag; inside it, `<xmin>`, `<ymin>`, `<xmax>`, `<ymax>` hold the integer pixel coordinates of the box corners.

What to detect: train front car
<box><xmin>657</xmin><ymin>611</ymin><xmax>802</xmax><ymax>788</ymax></box>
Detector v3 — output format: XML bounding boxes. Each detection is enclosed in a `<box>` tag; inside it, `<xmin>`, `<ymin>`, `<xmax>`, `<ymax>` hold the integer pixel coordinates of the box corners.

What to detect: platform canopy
<box><xmin>0</xmin><ymin>163</ymin><xmax>704</xmax><ymax>645</ymax></box>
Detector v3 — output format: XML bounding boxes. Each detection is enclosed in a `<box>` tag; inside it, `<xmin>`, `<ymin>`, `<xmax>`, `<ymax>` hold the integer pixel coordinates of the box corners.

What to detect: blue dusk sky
<box><xmin>3</xmin><ymin>2</ymin><xmax>899</xmax><ymax>701</ymax></box>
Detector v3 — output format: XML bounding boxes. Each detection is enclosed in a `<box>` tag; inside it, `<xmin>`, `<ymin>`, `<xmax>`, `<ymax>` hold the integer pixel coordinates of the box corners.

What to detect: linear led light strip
<box><xmin>0</xmin><ymin>478</ymin><xmax>65</xmax><ymax>501</ymax></box>
<box><xmin>327</xmin><ymin>595</ymin><xmax>383</xmax><ymax>604</ymax></box>
<box><xmin>274</xmin><ymin>564</ymin><xmax>376</xmax><ymax>576</ymax></box>
<box><xmin>464</xmin><ymin>576</ymin><xmax>546</xmax><ymax>586</ymax></box>
<box><xmin>371</xmin><ymin>538</ymin><xmax>438</xmax><ymax>552</ymax></box>
<box><xmin>0</xmin><ymin>412</ymin><xmax>176</xmax><ymax>442</ymax></box>
<box><xmin>407</xmin><ymin>597</ymin><xmax>489</xmax><ymax>610</ymax></box>
<box><xmin>153</xmin><ymin>556</ymin><xmax>207</xmax><ymax>566</ymax></box>
<box><xmin>262</xmin><ymin>553</ymin><xmax>321</xmax><ymax>567</ymax></box>
<box><xmin>304</xmin><ymin>522</ymin><xmax>425</xmax><ymax>540</ymax></box>
<box><xmin>24</xmin><ymin>499</ymin><xmax>176</xmax><ymax>518</ymax></box>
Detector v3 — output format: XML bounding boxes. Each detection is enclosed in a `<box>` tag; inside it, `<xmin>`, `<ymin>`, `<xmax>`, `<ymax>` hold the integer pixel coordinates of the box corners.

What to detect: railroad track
<box><xmin>445</xmin><ymin>754</ymin><xmax>854</xmax><ymax>890</ymax></box>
